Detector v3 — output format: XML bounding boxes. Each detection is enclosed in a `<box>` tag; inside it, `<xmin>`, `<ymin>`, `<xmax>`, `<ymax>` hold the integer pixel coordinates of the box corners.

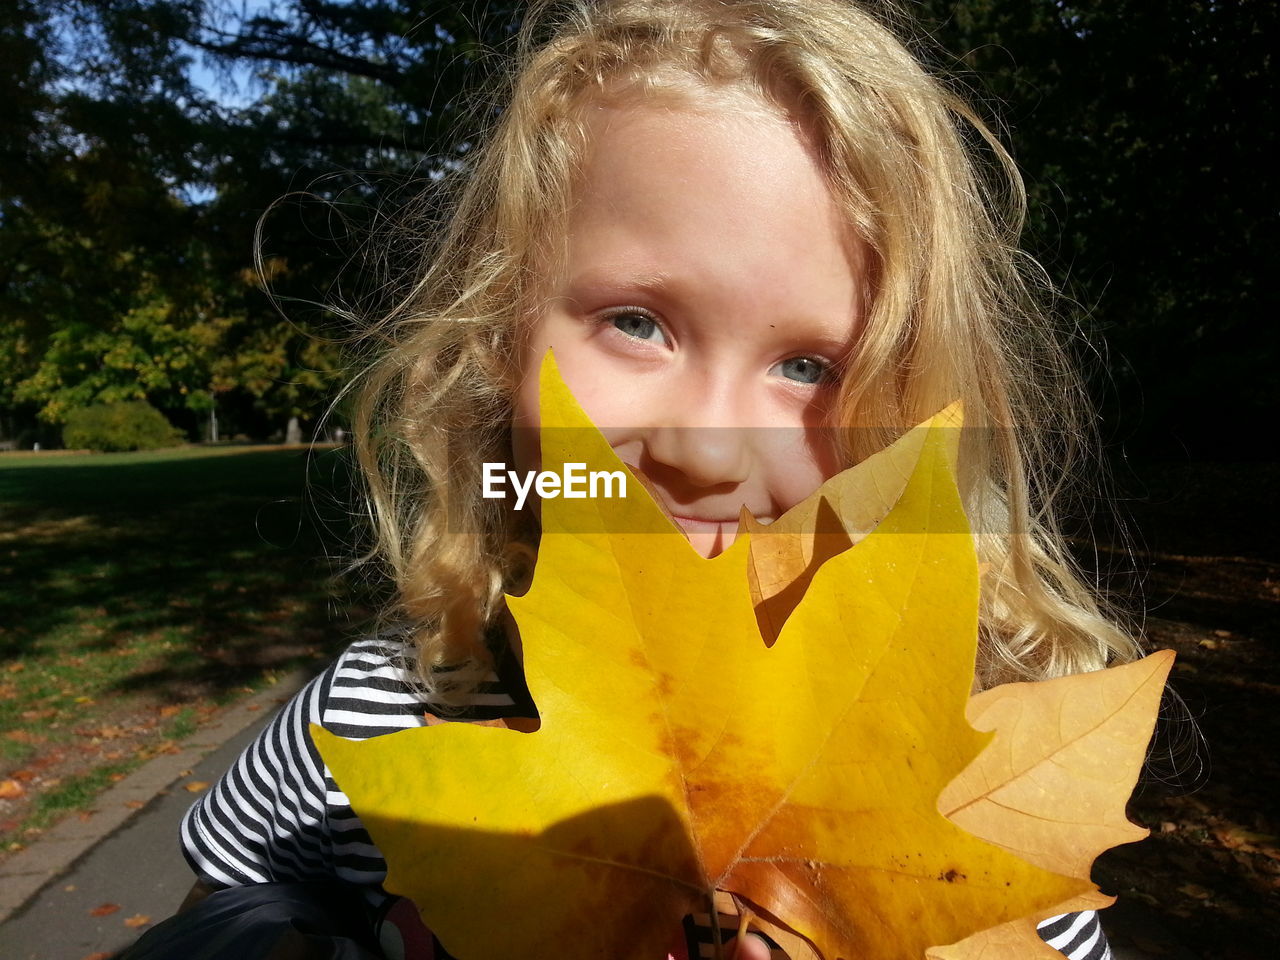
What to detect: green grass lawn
<box><xmin>0</xmin><ymin>444</ymin><xmax>377</xmax><ymax>849</ymax></box>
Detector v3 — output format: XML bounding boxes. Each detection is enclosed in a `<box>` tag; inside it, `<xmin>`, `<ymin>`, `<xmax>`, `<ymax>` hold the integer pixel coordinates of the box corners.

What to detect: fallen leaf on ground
<box><xmin>184</xmin><ymin>781</ymin><xmax>210</xmax><ymax>793</ymax></box>
<box><xmin>124</xmin><ymin>913</ymin><xmax>151</xmax><ymax>928</ymax></box>
<box><xmin>81</xmin><ymin>953</ymin><xmax>113</xmax><ymax>960</ymax></box>
<box><xmin>1213</xmin><ymin>826</ymin><xmax>1277</xmax><ymax>851</ymax></box>
<box><xmin>89</xmin><ymin>903</ymin><xmax>120</xmax><ymax>917</ymax></box>
<box><xmin>0</xmin><ymin>779</ymin><xmax>26</xmax><ymax>799</ymax></box>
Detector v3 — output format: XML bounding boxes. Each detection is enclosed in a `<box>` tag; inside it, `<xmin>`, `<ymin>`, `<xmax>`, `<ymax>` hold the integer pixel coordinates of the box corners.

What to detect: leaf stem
<box><xmin>709</xmin><ymin>890</ymin><xmax>725</xmax><ymax>960</ymax></box>
<box><xmin>734</xmin><ymin>901</ymin><xmax>753</xmax><ymax>947</ymax></box>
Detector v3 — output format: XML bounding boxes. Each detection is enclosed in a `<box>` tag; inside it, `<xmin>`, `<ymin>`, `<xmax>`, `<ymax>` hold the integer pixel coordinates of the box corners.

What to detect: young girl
<box><xmin>168</xmin><ymin>1</ymin><xmax>1141</xmax><ymax>957</ymax></box>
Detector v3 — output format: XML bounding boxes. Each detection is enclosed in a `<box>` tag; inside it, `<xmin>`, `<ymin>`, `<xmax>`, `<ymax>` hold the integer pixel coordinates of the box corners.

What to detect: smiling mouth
<box><xmin>668</xmin><ymin>514</ymin><xmax>736</xmax><ymax>530</ymax></box>
<box><xmin>624</xmin><ymin>464</ymin><xmax>771</xmax><ymax>533</ymax></box>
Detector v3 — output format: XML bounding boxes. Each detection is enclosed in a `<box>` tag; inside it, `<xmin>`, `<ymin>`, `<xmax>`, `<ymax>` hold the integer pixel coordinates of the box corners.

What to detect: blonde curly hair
<box><xmin>347</xmin><ymin>0</ymin><xmax>1141</xmax><ymax>703</ymax></box>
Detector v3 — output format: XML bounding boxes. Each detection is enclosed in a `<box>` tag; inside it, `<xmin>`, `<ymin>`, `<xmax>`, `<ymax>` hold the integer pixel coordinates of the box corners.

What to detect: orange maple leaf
<box><xmin>931</xmin><ymin>652</ymin><xmax>1173</xmax><ymax>959</ymax></box>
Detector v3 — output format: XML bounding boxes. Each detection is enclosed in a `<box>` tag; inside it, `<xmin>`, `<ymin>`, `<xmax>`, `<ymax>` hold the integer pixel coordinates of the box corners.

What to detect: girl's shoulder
<box><xmin>329</xmin><ymin>631</ymin><xmax>420</xmax><ymax>695</ymax></box>
<box><xmin>317</xmin><ymin>631</ymin><xmax>422</xmax><ymax>739</ymax></box>
<box><xmin>318</xmin><ymin>628</ymin><xmax>536</xmax><ymax>739</ymax></box>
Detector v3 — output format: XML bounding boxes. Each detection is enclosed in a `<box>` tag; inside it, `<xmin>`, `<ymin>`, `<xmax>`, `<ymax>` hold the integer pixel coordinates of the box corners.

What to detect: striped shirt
<box><xmin>180</xmin><ymin>635</ymin><xmax>1111</xmax><ymax>960</ymax></box>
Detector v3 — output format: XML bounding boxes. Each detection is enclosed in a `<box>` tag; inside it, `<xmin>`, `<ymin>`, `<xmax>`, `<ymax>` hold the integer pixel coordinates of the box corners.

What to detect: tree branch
<box><xmin>189</xmin><ymin>30</ymin><xmax>406</xmax><ymax>88</ymax></box>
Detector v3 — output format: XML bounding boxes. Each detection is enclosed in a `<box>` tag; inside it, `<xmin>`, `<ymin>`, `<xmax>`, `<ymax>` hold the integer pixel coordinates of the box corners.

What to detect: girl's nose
<box><xmin>642</xmin><ymin>423</ymin><xmax>752</xmax><ymax>489</ymax></box>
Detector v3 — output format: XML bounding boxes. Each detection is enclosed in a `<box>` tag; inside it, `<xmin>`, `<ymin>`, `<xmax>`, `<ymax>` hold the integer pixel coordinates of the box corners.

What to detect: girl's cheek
<box><xmin>764</xmin><ymin>424</ymin><xmax>843</xmax><ymax>512</ymax></box>
<box><xmin>510</xmin><ymin>324</ymin><xmax>649</xmax><ymax>480</ymax></box>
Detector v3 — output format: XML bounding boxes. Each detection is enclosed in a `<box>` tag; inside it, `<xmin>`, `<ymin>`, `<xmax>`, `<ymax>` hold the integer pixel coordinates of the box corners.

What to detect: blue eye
<box><xmin>609</xmin><ymin>311</ymin><xmax>668</xmax><ymax>344</ymax></box>
<box><xmin>773</xmin><ymin>356</ymin><xmax>828</xmax><ymax>385</ymax></box>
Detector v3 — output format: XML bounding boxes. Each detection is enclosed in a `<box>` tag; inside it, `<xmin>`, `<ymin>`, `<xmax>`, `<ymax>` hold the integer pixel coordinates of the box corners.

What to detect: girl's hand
<box><xmin>666</xmin><ymin>928</ymin><xmax>778</xmax><ymax>960</ymax></box>
<box><xmin>665</xmin><ymin>889</ymin><xmax>792</xmax><ymax>960</ymax></box>
<box><xmin>725</xmin><ymin>932</ymin><xmax>775</xmax><ymax>960</ymax></box>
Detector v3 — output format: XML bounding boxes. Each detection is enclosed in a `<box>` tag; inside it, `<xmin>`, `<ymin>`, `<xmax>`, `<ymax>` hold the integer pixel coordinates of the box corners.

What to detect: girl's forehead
<box><xmin>551</xmin><ymin>94</ymin><xmax>867</xmax><ymax>333</ymax></box>
<box><xmin>573</xmin><ymin>93</ymin><xmax>824</xmax><ymax>197</ymax></box>
<box><xmin>567</xmin><ymin>94</ymin><xmax>852</xmax><ymax>249</ymax></box>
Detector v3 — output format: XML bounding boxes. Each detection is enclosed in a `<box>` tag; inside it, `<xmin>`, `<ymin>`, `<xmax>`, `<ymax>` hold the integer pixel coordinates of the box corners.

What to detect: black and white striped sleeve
<box><xmin>178</xmin><ymin>634</ymin><xmax>527</xmax><ymax>895</ymax></box>
<box><xmin>1039</xmin><ymin>910</ymin><xmax>1111</xmax><ymax>960</ymax></box>
<box><xmin>180</xmin><ymin>658</ymin><xmax>339</xmax><ymax>888</ymax></box>
<box><xmin>318</xmin><ymin>638</ymin><xmax>443</xmax><ymax>889</ymax></box>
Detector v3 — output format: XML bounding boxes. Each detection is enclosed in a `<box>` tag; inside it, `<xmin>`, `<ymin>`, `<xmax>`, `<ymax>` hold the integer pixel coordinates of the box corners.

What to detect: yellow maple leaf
<box><xmin>316</xmin><ymin>352</ymin><xmax>1097</xmax><ymax>960</ymax></box>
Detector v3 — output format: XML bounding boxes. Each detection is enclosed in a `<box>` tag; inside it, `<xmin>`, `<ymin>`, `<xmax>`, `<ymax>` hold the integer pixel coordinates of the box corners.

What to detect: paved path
<box><xmin>0</xmin><ymin>673</ymin><xmax>309</xmax><ymax>960</ymax></box>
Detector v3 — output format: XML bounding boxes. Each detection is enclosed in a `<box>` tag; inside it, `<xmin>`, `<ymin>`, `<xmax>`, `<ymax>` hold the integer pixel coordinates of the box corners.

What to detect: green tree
<box><xmin>910</xmin><ymin>0</ymin><xmax>1277</xmax><ymax>454</ymax></box>
<box><xmin>1</xmin><ymin>1</ymin><xmax>523</xmax><ymax>443</ymax></box>
<box><xmin>2</xmin><ymin>1</ymin><xmax>1272</xmax><ymax>454</ymax></box>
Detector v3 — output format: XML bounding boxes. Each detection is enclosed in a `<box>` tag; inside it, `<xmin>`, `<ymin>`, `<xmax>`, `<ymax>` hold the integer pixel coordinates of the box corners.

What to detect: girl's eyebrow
<box><xmin>566</xmin><ymin>267</ymin><xmax>859</xmax><ymax>351</ymax></box>
<box><xmin>565</xmin><ymin>267</ymin><xmax>679</xmax><ymax>298</ymax></box>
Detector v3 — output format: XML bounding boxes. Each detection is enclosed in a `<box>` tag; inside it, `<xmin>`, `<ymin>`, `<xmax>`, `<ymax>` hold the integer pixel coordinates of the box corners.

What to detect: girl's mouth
<box><xmin>668</xmin><ymin>513</ymin><xmax>736</xmax><ymax>532</ymax></box>
<box><xmin>666</xmin><ymin>512</ymin><xmax>776</xmax><ymax>538</ymax></box>
<box><xmin>623</xmin><ymin>462</ymin><xmax>772</xmax><ymax>538</ymax></box>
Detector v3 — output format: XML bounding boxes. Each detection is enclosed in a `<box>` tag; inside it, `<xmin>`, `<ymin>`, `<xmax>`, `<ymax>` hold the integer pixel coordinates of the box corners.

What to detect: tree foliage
<box><xmin>907</xmin><ymin>0</ymin><xmax>1276</xmax><ymax>453</ymax></box>
<box><xmin>0</xmin><ymin>0</ymin><xmax>516</xmax><ymax>442</ymax></box>
<box><xmin>0</xmin><ymin>0</ymin><xmax>1272</xmax><ymax>454</ymax></box>
<box><xmin>62</xmin><ymin>398</ymin><xmax>184</xmax><ymax>451</ymax></box>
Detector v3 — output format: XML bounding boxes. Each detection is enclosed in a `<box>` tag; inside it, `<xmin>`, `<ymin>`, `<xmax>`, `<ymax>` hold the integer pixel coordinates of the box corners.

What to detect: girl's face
<box><xmin>513</xmin><ymin>92</ymin><xmax>870</xmax><ymax>557</ymax></box>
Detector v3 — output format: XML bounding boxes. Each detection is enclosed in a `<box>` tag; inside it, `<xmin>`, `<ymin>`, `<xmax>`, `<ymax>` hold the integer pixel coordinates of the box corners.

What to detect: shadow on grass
<box><xmin>0</xmin><ymin>447</ymin><xmax>381</xmax><ymax>705</ymax></box>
